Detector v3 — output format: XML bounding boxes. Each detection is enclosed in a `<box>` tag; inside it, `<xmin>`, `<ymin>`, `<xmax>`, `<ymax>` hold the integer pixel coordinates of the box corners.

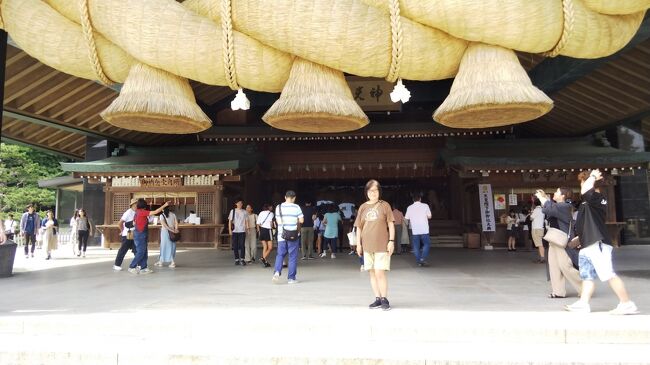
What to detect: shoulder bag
<box><xmin>543</xmin><ymin>219</ymin><xmax>572</xmax><ymax>248</ymax></box>
<box><xmin>163</xmin><ymin>213</ymin><xmax>181</xmax><ymax>242</ymax></box>
<box><xmin>279</xmin><ymin>204</ymin><xmax>300</xmax><ymax>241</ymax></box>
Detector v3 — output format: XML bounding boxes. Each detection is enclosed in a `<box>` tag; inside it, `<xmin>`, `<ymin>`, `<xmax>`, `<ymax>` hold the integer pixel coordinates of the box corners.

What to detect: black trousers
<box><xmin>78</xmin><ymin>230</ymin><xmax>89</xmax><ymax>252</ymax></box>
<box><xmin>232</xmin><ymin>232</ymin><xmax>246</xmax><ymax>260</ymax></box>
<box><xmin>114</xmin><ymin>235</ymin><xmax>137</xmax><ymax>266</ymax></box>
<box><xmin>24</xmin><ymin>233</ymin><xmax>36</xmax><ymax>254</ymax></box>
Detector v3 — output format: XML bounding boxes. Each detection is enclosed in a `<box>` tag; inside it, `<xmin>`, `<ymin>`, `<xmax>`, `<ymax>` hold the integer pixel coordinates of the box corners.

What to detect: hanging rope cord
<box><xmin>386</xmin><ymin>0</ymin><xmax>404</xmax><ymax>83</ymax></box>
<box><xmin>79</xmin><ymin>0</ymin><xmax>115</xmax><ymax>86</ymax></box>
<box><xmin>220</xmin><ymin>0</ymin><xmax>240</xmax><ymax>90</ymax></box>
<box><xmin>544</xmin><ymin>0</ymin><xmax>575</xmax><ymax>57</ymax></box>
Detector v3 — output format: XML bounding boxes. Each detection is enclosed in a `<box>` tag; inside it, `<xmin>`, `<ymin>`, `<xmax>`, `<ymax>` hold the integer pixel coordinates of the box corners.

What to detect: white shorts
<box><xmin>364</xmin><ymin>252</ymin><xmax>391</xmax><ymax>271</ymax></box>
<box><xmin>579</xmin><ymin>242</ymin><xmax>616</xmax><ymax>282</ymax></box>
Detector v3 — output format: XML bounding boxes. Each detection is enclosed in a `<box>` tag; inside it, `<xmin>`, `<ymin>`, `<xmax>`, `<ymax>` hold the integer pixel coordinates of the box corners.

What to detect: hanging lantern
<box><xmin>263</xmin><ymin>58</ymin><xmax>368</xmax><ymax>133</ymax></box>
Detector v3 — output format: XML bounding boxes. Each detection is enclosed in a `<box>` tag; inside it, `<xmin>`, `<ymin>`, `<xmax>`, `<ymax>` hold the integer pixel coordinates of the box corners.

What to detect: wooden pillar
<box><xmin>0</xmin><ymin>30</ymin><xmax>7</xmax><ymax>138</ymax></box>
<box><xmin>103</xmin><ymin>181</ymin><xmax>113</xmax><ymax>225</ymax></box>
<box><xmin>215</xmin><ymin>182</ymin><xmax>224</xmax><ymax>224</ymax></box>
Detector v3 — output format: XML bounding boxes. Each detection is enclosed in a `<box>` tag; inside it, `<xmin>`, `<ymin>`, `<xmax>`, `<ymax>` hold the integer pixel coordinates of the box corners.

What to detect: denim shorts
<box><xmin>578</xmin><ymin>242</ymin><xmax>615</xmax><ymax>282</ymax></box>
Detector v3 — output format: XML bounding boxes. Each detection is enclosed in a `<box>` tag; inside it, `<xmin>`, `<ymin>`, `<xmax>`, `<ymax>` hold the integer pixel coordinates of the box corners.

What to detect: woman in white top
<box><xmin>70</xmin><ymin>210</ymin><xmax>79</xmax><ymax>255</ymax></box>
<box><xmin>256</xmin><ymin>204</ymin><xmax>274</xmax><ymax>267</ymax></box>
<box><xmin>156</xmin><ymin>206</ymin><xmax>179</xmax><ymax>268</ymax></box>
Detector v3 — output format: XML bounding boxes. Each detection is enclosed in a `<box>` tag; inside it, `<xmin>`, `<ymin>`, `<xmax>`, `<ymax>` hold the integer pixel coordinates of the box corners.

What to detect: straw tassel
<box><xmin>263</xmin><ymin>57</ymin><xmax>368</xmax><ymax>133</ymax></box>
<box><xmin>433</xmin><ymin>42</ymin><xmax>553</xmax><ymax>128</ymax></box>
<box><xmin>101</xmin><ymin>63</ymin><xmax>212</xmax><ymax>134</ymax></box>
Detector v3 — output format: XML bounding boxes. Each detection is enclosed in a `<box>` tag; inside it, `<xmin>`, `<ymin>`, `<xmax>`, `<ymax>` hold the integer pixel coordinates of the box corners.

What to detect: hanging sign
<box><xmin>508</xmin><ymin>194</ymin><xmax>518</xmax><ymax>206</ymax></box>
<box><xmin>494</xmin><ymin>194</ymin><xmax>506</xmax><ymax>210</ymax></box>
<box><xmin>139</xmin><ymin>177</ymin><xmax>182</xmax><ymax>188</ymax></box>
<box><xmin>479</xmin><ymin>184</ymin><xmax>496</xmax><ymax>232</ymax></box>
<box><xmin>348</xmin><ymin>79</ymin><xmax>401</xmax><ymax>112</ymax></box>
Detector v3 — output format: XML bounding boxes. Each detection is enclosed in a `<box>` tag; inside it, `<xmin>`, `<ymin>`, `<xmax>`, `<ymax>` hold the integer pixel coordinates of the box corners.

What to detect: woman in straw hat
<box><xmin>113</xmin><ymin>198</ymin><xmax>138</xmax><ymax>271</ymax></box>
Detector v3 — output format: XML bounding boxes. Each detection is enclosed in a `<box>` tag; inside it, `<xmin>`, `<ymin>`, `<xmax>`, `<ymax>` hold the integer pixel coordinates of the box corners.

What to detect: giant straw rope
<box><xmin>1</xmin><ymin>0</ymin><xmax>649</xmax><ymax>132</ymax></box>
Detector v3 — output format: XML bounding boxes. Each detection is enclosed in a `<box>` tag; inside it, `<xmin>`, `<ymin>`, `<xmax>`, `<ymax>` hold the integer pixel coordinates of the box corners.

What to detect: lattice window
<box><xmin>197</xmin><ymin>192</ymin><xmax>214</xmax><ymax>223</ymax></box>
<box><xmin>112</xmin><ymin>193</ymin><xmax>131</xmax><ymax>223</ymax></box>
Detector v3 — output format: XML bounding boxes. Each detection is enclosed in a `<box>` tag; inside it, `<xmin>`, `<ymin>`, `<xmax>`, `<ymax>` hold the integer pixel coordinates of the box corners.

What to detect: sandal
<box><xmin>548</xmin><ymin>294</ymin><xmax>566</xmax><ymax>299</ymax></box>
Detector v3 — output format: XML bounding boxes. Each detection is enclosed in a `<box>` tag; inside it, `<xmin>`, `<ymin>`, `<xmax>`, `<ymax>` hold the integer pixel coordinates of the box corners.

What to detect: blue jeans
<box><xmin>129</xmin><ymin>229</ymin><xmax>149</xmax><ymax>269</ymax></box>
<box><xmin>412</xmin><ymin>234</ymin><xmax>431</xmax><ymax>263</ymax></box>
<box><xmin>115</xmin><ymin>235</ymin><xmax>136</xmax><ymax>266</ymax></box>
<box><xmin>324</xmin><ymin>237</ymin><xmax>338</xmax><ymax>253</ymax></box>
<box><xmin>274</xmin><ymin>239</ymin><xmax>299</xmax><ymax>280</ymax></box>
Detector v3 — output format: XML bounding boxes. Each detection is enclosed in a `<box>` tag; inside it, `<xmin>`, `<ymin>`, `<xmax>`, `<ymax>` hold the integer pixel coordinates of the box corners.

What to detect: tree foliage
<box><xmin>0</xmin><ymin>143</ymin><xmax>67</xmax><ymax>216</ymax></box>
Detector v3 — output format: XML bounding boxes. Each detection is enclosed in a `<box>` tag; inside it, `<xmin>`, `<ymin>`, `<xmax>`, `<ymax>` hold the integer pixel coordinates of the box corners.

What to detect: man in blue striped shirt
<box><xmin>273</xmin><ymin>190</ymin><xmax>304</xmax><ymax>284</ymax></box>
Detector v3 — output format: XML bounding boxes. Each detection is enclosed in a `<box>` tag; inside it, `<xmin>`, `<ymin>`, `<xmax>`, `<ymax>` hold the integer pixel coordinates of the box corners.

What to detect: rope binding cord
<box><xmin>387</xmin><ymin>0</ymin><xmax>410</xmax><ymax>103</ymax></box>
<box><xmin>221</xmin><ymin>0</ymin><xmax>250</xmax><ymax>110</ymax></box>
<box><xmin>543</xmin><ymin>0</ymin><xmax>574</xmax><ymax>58</ymax></box>
<box><xmin>80</xmin><ymin>0</ymin><xmax>115</xmax><ymax>86</ymax></box>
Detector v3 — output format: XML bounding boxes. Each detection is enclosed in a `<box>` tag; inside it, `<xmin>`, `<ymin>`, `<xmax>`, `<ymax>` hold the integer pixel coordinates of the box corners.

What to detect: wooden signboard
<box><xmin>348</xmin><ymin>79</ymin><xmax>401</xmax><ymax>112</ymax></box>
<box><xmin>139</xmin><ymin>177</ymin><xmax>182</xmax><ymax>188</ymax></box>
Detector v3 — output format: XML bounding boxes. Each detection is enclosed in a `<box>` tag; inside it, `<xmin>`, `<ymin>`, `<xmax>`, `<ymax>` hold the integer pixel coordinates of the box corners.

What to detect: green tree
<box><xmin>0</xmin><ymin>143</ymin><xmax>67</xmax><ymax>216</ymax></box>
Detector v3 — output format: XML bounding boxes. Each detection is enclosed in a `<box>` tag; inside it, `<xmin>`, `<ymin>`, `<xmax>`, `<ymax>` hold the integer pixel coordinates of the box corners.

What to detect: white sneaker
<box><xmin>113</xmin><ymin>265</ymin><xmax>122</xmax><ymax>271</ymax></box>
<box><xmin>288</xmin><ymin>279</ymin><xmax>299</xmax><ymax>284</ymax></box>
<box><xmin>300</xmin><ymin>256</ymin><xmax>307</xmax><ymax>260</ymax></box>
<box><xmin>348</xmin><ymin>251</ymin><xmax>355</xmax><ymax>255</ymax></box>
<box><xmin>331</xmin><ymin>254</ymin><xmax>336</xmax><ymax>259</ymax></box>
<box><xmin>360</xmin><ymin>265</ymin><xmax>365</xmax><ymax>272</ymax></box>
<box><xmin>139</xmin><ymin>268</ymin><xmax>154</xmax><ymax>275</ymax></box>
<box><xmin>128</xmin><ymin>268</ymin><xmax>139</xmax><ymax>274</ymax></box>
<box><xmin>319</xmin><ymin>252</ymin><xmax>327</xmax><ymax>258</ymax></box>
<box><xmin>565</xmin><ymin>301</ymin><xmax>591</xmax><ymax>313</ymax></box>
<box><xmin>169</xmin><ymin>262</ymin><xmax>176</xmax><ymax>268</ymax></box>
<box><xmin>154</xmin><ymin>261</ymin><xmax>162</xmax><ymax>267</ymax></box>
<box><xmin>272</xmin><ymin>272</ymin><xmax>280</xmax><ymax>283</ymax></box>
<box><xmin>82</xmin><ymin>252</ymin><xmax>86</xmax><ymax>258</ymax></box>
<box><xmin>609</xmin><ymin>301</ymin><xmax>639</xmax><ymax>315</ymax></box>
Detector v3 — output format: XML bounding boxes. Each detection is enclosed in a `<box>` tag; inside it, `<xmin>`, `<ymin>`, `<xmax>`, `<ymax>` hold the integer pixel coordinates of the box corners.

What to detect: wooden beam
<box><xmin>68</xmin><ymin>95</ymin><xmax>115</xmax><ymax>125</ymax></box>
<box><xmin>49</xmin><ymin>87</ymin><xmax>109</xmax><ymax>119</ymax></box>
<box><xmin>32</xmin><ymin>81</ymin><xmax>95</xmax><ymax>114</ymax></box>
<box><xmin>4</xmin><ymin>62</ymin><xmax>43</xmax><ymax>87</ymax></box>
<box><xmin>2</xmin><ymin>108</ymin><xmax>130</xmax><ymax>143</ymax></box>
<box><xmin>17</xmin><ymin>76</ymin><xmax>79</xmax><ymax>110</ymax></box>
<box><xmin>0</xmin><ymin>135</ymin><xmax>83</xmax><ymax>160</ymax></box>
<box><xmin>4</xmin><ymin>69</ymin><xmax>61</xmax><ymax>104</ymax></box>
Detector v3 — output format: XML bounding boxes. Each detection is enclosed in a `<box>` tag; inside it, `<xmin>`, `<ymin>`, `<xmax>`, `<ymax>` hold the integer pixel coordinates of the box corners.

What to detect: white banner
<box><xmin>479</xmin><ymin>184</ymin><xmax>496</xmax><ymax>232</ymax></box>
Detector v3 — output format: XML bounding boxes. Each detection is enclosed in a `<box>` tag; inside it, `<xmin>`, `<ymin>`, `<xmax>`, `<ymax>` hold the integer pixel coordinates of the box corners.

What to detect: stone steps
<box><xmin>1</xmin><ymin>310</ymin><xmax>649</xmax><ymax>364</ymax></box>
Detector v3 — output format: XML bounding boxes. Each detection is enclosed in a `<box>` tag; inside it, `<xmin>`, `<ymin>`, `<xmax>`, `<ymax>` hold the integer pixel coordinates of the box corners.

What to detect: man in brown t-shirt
<box><xmin>355</xmin><ymin>179</ymin><xmax>395</xmax><ymax>311</ymax></box>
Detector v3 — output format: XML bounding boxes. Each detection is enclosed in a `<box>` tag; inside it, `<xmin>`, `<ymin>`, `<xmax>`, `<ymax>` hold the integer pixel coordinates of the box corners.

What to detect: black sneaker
<box><xmin>242</xmin><ymin>260</ymin><xmax>247</xmax><ymax>266</ymax></box>
<box><xmin>381</xmin><ymin>298</ymin><xmax>391</xmax><ymax>311</ymax></box>
<box><xmin>368</xmin><ymin>297</ymin><xmax>382</xmax><ymax>309</ymax></box>
<box><xmin>235</xmin><ymin>260</ymin><xmax>241</xmax><ymax>266</ymax></box>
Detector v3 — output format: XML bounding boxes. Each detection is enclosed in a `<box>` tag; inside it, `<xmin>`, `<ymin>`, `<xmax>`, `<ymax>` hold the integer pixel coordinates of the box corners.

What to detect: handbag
<box><xmin>162</xmin><ymin>213</ymin><xmax>180</xmax><ymax>242</ymax></box>
<box><xmin>347</xmin><ymin>228</ymin><xmax>357</xmax><ymax>246</ymax></box>
<box><xmin>279</xmin><ymin>204</ymin><xmax>299</xmax><ymax>241</ymax></box>
<box><xmin>543</xmin><ymin>219</ymin><xmax>573</xmax><ymax>248</ymax></box>
<box><xmin>168</xmin><ymin>231</ymin><xmax>181</xmax><ymax>242</ymax></box>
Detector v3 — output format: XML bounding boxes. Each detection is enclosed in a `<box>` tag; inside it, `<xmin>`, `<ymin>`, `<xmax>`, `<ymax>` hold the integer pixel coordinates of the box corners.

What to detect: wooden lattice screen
<box><xmin>197</xmin><ymin>192</ymin><xmax>214</xmax><ymax>223</ymax></box>
<box><xmin>112</xmin><ymin>193</ymin><xmax>131</xmax><ymax>223</ymax></box>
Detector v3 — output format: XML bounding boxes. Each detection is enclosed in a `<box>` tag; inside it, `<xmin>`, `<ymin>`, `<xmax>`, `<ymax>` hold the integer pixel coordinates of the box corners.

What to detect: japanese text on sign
<box><xmin>479</xmin><ymin>184</ymin><xmax>496</xmax><ymax>232</ymax></box>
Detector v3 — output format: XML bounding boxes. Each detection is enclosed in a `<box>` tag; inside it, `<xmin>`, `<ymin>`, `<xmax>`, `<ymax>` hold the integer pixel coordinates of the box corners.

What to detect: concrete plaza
<box><xmin>1</xmin><ymin>244</ymin><xmax>649</xmax><ymax>364</ymax></box>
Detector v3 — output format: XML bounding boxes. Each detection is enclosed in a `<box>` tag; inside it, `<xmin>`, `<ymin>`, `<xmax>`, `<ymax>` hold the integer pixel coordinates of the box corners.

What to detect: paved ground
<box><xmin>2</xmin><ymin>244</ymin><xmax>649</xmax><ymax>314</ymax></box>
<box><xmin>1</xmin><ymin>244</ymin><xmax>649</xmax><ymax>364</ymax></box>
